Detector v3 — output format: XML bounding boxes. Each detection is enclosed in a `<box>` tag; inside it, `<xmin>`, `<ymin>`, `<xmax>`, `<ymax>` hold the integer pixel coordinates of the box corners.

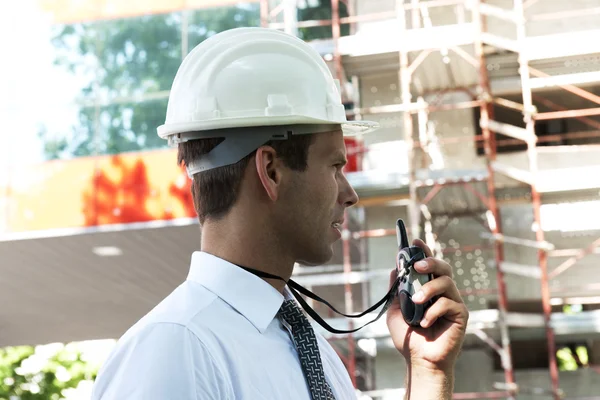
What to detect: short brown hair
<box><xmin>177</xmin><ymin>130</ymin><xmax>315</xmax><ymax>225</ymax></box>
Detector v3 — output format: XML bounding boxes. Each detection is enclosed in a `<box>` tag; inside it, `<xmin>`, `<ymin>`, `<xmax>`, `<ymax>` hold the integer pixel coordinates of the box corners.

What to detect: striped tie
<box><xmin>278</xmin><ymin>299</ymin><xmax>336</xmax><ymax>400</ymax></box>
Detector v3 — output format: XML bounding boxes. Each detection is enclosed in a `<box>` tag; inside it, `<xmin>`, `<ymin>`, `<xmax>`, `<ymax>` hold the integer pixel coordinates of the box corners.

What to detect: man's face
<box><xmin>275</xmin><ymin>129</ymin><xmax>359</xmax><ymax>266</ymax></box>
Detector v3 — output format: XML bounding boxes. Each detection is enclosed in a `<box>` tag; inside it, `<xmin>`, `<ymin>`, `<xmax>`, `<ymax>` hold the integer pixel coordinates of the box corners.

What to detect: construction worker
<box><xmin>91</xmin><ymin>27</ymin><xmax>468</xmax><ymax>400</ymax></box>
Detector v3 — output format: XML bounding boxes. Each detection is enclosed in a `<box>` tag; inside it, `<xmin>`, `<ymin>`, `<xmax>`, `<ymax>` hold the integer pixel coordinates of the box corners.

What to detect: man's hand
<box><xmin>386</xmin><ymin>239</ymin><xmax>469</xmax><ymax>399</ymax></box>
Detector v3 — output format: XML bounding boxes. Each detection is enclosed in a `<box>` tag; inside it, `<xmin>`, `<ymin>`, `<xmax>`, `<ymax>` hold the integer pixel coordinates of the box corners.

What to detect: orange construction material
<box><xmin>3</xmin><ymin>149</ymin><xmax>195</xmax><ymax>233</ymax></box>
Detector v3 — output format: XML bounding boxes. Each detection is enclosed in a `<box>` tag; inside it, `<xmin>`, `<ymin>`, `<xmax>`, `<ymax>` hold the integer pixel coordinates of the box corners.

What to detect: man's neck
<box><xmin>200</xmin><ymin>218</ymin><xmax>295</xmax><ymax>293</ymax></box>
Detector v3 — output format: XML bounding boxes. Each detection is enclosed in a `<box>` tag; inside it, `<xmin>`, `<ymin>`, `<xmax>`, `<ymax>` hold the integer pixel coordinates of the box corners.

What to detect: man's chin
<box><xmin>296</xmin><ymin>248</ymin><xmax>334</xmax><ymax>267</ymax></box>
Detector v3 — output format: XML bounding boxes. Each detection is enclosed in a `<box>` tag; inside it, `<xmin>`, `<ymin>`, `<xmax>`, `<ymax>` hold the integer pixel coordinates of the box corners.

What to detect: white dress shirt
<box><xmin>91</xmin><ymin>251</ymin><xmax>356</xmax><ymax>400</ymax></box>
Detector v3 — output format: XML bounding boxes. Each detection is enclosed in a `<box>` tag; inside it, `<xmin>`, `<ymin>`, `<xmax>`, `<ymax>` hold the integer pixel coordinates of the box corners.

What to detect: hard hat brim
<box><xmin>157</xmin><ymin>115</ymin><xmax>379</xmax><ymax>140</ymax></box>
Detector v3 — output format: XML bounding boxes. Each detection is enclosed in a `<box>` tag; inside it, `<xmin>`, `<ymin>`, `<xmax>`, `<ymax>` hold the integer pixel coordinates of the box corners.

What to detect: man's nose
<box><xmin>340</xmin><ymin>174</ymin><xmax>359</xmax><ymax>208</ymax></box>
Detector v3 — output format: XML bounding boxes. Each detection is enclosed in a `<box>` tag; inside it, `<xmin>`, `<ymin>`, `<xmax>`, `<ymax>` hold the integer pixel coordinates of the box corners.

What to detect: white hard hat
<box><xmin>157</xmin><ymin>27</ymin><xmax>378</xmax><ymax>176</ymax></box>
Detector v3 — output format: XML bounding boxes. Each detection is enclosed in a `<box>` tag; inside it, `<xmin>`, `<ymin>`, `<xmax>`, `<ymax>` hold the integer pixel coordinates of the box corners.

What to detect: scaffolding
<box><xmin>260</xmin><ymin>0</ymin><xmax>600</xmax><ymax>399</ymax></box>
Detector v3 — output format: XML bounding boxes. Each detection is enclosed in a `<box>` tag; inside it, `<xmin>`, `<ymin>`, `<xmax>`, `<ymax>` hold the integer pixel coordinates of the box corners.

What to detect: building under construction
<box><xmin>1</xmin><ymin>0</ymin><xmax>600</xmax><ymax>399</ymax></box>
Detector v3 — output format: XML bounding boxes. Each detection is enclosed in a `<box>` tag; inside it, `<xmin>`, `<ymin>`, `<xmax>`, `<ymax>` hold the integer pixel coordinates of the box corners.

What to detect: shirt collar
<box><xmin>186</xmin><ymin>251</ymin><xmax>285</xmax><ymax>333</ymax></box>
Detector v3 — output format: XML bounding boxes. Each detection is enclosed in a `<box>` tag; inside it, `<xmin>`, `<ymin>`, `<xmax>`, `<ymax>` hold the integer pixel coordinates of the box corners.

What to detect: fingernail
<box><xmin>420</xmin><ymin>318</ymin><xmax>429</xmax><ymax>328</ymax></box>
<box><xmin>416</xmin><ymin>261</ymin><xmax>428</xmax><ymax>270</ymax></box>
<box><xmin>412</xmin><ymin>291</ymin><xmax>425</xmax><ymax>302</ymax></box>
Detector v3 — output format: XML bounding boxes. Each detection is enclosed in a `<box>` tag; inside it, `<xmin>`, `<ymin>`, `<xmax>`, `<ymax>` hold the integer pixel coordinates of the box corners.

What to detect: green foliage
<box><xmin>562</xmin><ymin>304</ymin><xmax>583</xmax><ymax>314</ymax></box>
<box><xmin>42</xmin><ymin>5</ymin><xmax>261</xmax><ymax>160</ymax></box>
<box><xmin>556</xmin><ymin>345</ymin><xmax>589</xmax><ymax>371</ymax></box>
<box><xmin>557</xmin><ymin>347</ymin><xmax>578</xmax><ymax>371</ymax></box>
<box><xmin>0</xmin><ymin>344</ymin><xmax>99</xmax><ymax>400</ymax></box>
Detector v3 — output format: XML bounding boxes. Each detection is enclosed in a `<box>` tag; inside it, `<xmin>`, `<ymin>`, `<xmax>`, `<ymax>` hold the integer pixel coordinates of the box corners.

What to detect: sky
<box><xmin>0</xmin><ymin>0</ymin><xmax>85</xmax><ymax>169</ymax></box>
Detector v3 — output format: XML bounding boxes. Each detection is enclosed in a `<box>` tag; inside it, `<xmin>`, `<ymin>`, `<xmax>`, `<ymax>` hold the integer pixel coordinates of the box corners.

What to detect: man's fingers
<box><xmin>412</xmin><ymin>238</ymin><xmax>433</xmax><ymax>258</ymax></box>
<box><xmin>413</xmin><ymin>257</ymin><xmax>453</xmax><ymax>278</ymax></box>
<box><xmin>412</xmin><ymin>275</ymin><xmax>463</xmax><ymax>304</ymax></box>
<box><xmin>420</xmin><ymin>297</ymin><xmax>468</xmax><ymax>329</ymax></box>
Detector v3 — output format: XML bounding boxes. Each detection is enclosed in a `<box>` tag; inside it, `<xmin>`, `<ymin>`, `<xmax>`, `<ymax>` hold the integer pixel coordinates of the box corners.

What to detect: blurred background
<box><xmin>1</xmin><ymin>0</ymin><xmax>600</xmax><ymax>399</ymax></box>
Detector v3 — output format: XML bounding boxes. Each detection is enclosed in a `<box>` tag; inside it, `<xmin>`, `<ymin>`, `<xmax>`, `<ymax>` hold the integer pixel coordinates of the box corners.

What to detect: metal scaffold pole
<box><xmin>513</xmin><ymin>0</ymin><xmax>560</xmax><ymax>398</ymax></box>
<box><xmin>332</xmin><ymin>0</ymin><xmax>357</xmax><ymax>386</ymax></box>
<box><xmin>472</xmin><ymin>1</ymin><xmax>516</xmax><ymax>397</ymax></box>
<box><xmin>397</xmin><ymin>0</ymin><xmax>420</xmax><ymax>240</ymax></box>
<box><xmin>259</xmin><ymin>0</ymin><xmax>269</xmax><ymax>27</ymax></box>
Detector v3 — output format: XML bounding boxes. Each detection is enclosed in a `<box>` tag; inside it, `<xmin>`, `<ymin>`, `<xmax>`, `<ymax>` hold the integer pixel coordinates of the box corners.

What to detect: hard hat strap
<box><xmin>185</xmin><ymin>129</ymin><xmax>286</xmax><ymax>177</ymax></box>
<box><xmin>182</xmin><ymin>124</ymin><xmax>340</xmax><ymax>177</ymax></box>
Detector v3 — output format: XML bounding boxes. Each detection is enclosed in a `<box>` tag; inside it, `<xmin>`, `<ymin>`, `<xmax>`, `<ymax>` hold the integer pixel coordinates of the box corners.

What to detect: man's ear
<box><xmin>255</xmin><ymin>146</ymin><xmax>282</xmax><ymax>202</ymax></box>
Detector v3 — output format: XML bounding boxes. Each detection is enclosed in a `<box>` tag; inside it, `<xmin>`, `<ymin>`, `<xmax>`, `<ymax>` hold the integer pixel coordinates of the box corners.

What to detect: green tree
<box><xmin>0</xmin><ymin>344</ymin><xmax>100</xmax><ymax>400</ymax></box>
<box><xmin>42</xmin><ymin>5</ymin><xmax>261</xmax><ymax>160</ymax></box>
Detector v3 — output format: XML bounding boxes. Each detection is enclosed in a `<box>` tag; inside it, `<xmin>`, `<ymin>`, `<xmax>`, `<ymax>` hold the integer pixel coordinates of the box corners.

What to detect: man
<box><xmin>91</xmin><ymin>27</ymin><xmax>468</xmax><ymax>399</ymax></box>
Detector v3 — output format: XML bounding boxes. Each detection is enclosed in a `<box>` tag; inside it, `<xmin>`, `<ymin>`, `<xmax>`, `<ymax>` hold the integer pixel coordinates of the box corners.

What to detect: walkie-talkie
<box><xmin>396</xmin><ymin>219</ymin><xmax>435</xmax><ymax>326</ymax></box>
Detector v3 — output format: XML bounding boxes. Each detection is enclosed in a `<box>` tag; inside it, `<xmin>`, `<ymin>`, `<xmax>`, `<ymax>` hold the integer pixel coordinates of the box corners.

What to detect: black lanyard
<box><xmin>238</xmin><ymin>265</ymin><xmax>401</xmax><ymax>334</ymax></box>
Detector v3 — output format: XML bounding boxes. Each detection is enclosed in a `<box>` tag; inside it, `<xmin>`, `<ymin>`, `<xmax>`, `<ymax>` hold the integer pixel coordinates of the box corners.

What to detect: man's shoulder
<box><xmin>92</xmin><ymin>294</ymin><xmax>235</xmax><ymax>400</ymax></box>
<box><xmin>92</xmin><ymin>282</ymin><xmax>233</xmax><ymax>398</ymax></box>
<box><xmin>119</xmin><ymin>281</ymin><xmax>222</xmax><ymax>343</ymax></box>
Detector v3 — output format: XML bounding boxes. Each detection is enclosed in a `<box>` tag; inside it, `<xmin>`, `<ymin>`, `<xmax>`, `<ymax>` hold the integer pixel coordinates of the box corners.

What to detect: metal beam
<box><xmin>529</xmin><ymin>67</ymin><xmax>600</xmax><ymax>105</ymax></box>
<box><xmin>415</xmin><ymin>173</ymin><xmax>488</xmax><ymax>187</ymax></box>
<box><xmin>491</xmin><ymin>161</ymin><xmax>534</xmax><ymax>185</ymax></box>
<box><xmin>481</xmin><ymin>32</ymin><xmax>519</xmax><ymax>53</ymax></box>
<box><xmin>482</xmin><ymin>119</ymin><xmax>536</xmax><ymax>143</ymax></box>
<box><xmin>450</xmin><ymin>46</ymin><xmax>479</xmax><ymax>68</ymax></box>
<box><xmin>506</xmin><ymin>312</ymin><xmax>545</xmax><ymax>328</ymax></box>
<box><xmin>529</xmin><ymin>71</ymin><xmax>600</xmax><ymax>90</ymax></box>
<box><xmin>472</xmin><ymin>329</ymin><xmax>504</xmax><ymax>358</ymax></box>
<box><xmin>481</xmin><ymin>232</ymin><xmax>555</xmax><ymax>251</ymax></box>
<box><xmin>408</xmin><ymin>49</ymin><xmax>433</xmax><ymax>75</ymax></box>
<box><xmin>339</xmin><ymin>11</ymin><xmax>396</xmax><ymax>24</ymax></box>
<box><xmin>292</xmin><ymin>269</ymin><xmax>389</xmax><ymax>286</ymax></box>
<box><xmin>533</xmin><ymin>95</ymin><xmax>600</xmax><ymax>130</ymax></box>
<box><xmin>352</xmin><ymin>228</ymin><xmax>396</xmax><ymax>239</ymax></box>
<box><xmin>499</xmin><ymin>262</ymin><xmax>542</xmax><ymax>279</ymax></box>
<box><xmin>493</xmin><ymin>97</ymin><xmax>526</xmax><ymax>113</ymax></box>
<box><xmin>478</xmin><ymin>3</ymin><xmax>520</xmax><ymax>23</ymax></box>
<box><xmin>349</xmin><ymin>102</ymin><xmax>423</xmax><ymax>115</ymax></box>
<box><xmin>402</xmin><ymin>0</ymin><xmax>463</xmax><ymax>10</ymax></box>
<box><xmin>549</xmin><ymin>247</ymin><xmax>600</xmax><ymax>257</ymax></box>
<box><xmin>461</xmin><ymin>182</ymin><xmax>490</xmax><ymax>209</ymax></box>
<box><xmin>421</xmin><ymin>184</ymin><xmax>444</xmax><ymax>206</ymax></box>
<box><xmin>269</xmin><ymin>19</ymin><xmax>332</xmax><ymax>29</ymax></box>
<box><xmin>535</xmin><ymin>107</ymin><xmax>600</xmax><ymax>121</ymax></box>
<box><xmin>548</xmin><ymin>236</ymin><xmax>600</xmax><ymax>280</ymax></box>
<box><xmin>269</xmin><ymin>2</ymin><xmax>284</xmax><ymax>19</ymax></box>
<box><xmin>427</xmin><ymin>99</ymin><xmax>482</xmax><ymax>112</ymax></box>
<box><xmin>530</xmin><ymin>6</ymin><xmax>600</xmax><ymax>21</ymax></box>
